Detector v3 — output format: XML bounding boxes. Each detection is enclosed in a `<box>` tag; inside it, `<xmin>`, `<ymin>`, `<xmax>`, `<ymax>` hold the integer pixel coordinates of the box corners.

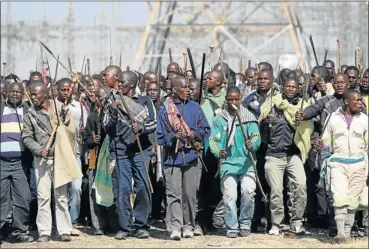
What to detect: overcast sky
<box><xmin>1</xmin><ymin>2</ymin><xmax>150</xmax><ymax>78</ymax></box>
<box><xmin>1</xmin><ymin>2</ymin><xmax>149</xmax><ymax>25</ymax></box>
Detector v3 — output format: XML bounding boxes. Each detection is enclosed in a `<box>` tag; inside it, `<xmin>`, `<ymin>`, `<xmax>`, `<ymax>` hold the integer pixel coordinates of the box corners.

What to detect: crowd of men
<box><xmin>0</xmin><ymin>52</ymin><xmax>368</xmax><ymax>245</ymax></box>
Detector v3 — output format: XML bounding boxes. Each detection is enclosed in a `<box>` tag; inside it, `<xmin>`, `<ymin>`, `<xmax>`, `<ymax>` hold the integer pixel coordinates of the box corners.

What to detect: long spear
<box><xmin>39</xmin><ymin>41</ymin><xmax>91</xmax><ymax>96</ymax></box>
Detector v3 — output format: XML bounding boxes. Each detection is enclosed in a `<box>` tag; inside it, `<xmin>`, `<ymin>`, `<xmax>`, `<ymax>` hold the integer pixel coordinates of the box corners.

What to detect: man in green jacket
<box><xmin>209</xmin><ymin>86</ymin><xmax>261</xmax><ymax>238</ymax></box>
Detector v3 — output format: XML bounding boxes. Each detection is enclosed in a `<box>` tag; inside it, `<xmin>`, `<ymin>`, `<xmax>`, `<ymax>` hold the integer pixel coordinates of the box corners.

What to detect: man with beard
<box><xmin>260</xmin><ymin>78</ymin><xmax>312</xmax><ymax>235</ymax></box>
<box><xmin>22</xmin><ymin>83</ymin><xmax>76</xmax><ymax>242</ymax></box>
<box><xmin>157</xmin><ymin>76</ymin><xmax>210</xmax><ymax>240</ymax></box>
<box><xmin>319</xmin><ymin>90</ymin><xmax>368</xmax><ymax>244</ymax></box>
<box><xmin>209</xmin><ymin>86</ymin><xmax>260</xmax><ymax>238</ymax></box>
<box><xmin>0</xmin><ymin>82</ymin><xmax>33</xmax><ymax>243</ymax></box>
<box><xmin>104</xmin><ymin>69</ymin><xmax>156</xmax><ymax>240</ymax></box>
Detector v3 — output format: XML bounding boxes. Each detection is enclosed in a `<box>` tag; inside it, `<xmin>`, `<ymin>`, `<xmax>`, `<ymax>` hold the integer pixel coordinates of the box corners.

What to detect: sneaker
<box><xmin>136</xmin><ymin>229</ymin><xmax>150</xmax><ymax>239</ymax></box>
<box><xmin>71</xmin><ymin>227</ymin><xmax>80</xmax><ymax>236</ymax></box>
<box><xmin>269</xmin><ymin>225</ymin><xmax>280</xmax><ymax>235</ymax></box>
<box><xmin>194</xmin><ymin>224</ymin><xmax>203</xmax><ymax>236</ymax></box>
<box><xmin>37</xmin><ymin>235</ymin><xmax>50</xmax><ymax>242</ymax></box>
<box><xmin>182</xmin><ymin>229</ymin><xmax>194</xmax><ymax>238</ymax></box>
<box><xmin>226</xmin><ymin>231</ymin><xmax>238</xmax><ymax>238</ymax></box>
<box><xmin>170</xmin><ymin>230</ymin><xmax>181</xmax><ymax>240</ymax></box>
<box><xmin>60</xmin><ymin>234</ymin><xmax>71</xmax><ymax>242</ymax></box>
<box><xmin>239</xmin><ymin>229</ymin><xmax>251</xmax><ymax>237</ymax></box>
<box><xmin>115</xmin><ymin>231</ymin><xmax>128</xmax><ymax>240</ymax></box>
<box><xmin>292</xmin><ymin>225</ymin><xmax>306</xmax><ymax>235</ymax></box>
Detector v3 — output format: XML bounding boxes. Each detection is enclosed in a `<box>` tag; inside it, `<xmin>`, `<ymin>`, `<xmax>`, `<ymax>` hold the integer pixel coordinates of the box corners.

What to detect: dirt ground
<box><xmin>1</xmin><ymin>225</ymin><xmax>368</xmax><ymax>248</ymax></box>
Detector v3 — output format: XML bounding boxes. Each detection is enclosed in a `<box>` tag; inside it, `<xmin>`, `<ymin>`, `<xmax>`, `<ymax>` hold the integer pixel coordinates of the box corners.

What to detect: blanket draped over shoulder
<box><xmin>258</xmin><ymin>93</ymin><xmax>313</xmax><ymax>163</ymax></box>
<box><xmin>163</xmin><ymin>98</ymin><xmax>192</xmax><ymax>147</ymax></box>
<box><xmin>53</xmin><ymin>101</ymin><xmax>83</xmax><ymax>188</ymax></box>
<box><xmin>115</xmin><ymin>93</ymin><xmax>148</xmax><ymax>124</ymax></box>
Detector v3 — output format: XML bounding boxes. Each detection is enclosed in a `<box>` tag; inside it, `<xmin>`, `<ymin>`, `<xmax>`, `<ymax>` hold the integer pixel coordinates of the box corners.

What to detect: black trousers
<box><xmin>0</xmin><ymin>159</ymin><xmax>31</xmax><ymax>238</ymax></box>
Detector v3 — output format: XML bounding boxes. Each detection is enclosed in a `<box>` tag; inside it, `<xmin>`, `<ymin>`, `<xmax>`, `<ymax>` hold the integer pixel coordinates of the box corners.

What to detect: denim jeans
<box><xmin>221</xmin><ymin>171</ymin><xmax>256</xmax><ymax>232</ymax></box>
<box><xmin>114</xmin><ymin>151</ymin><xmax>152</xmax><ymax>233</ymax></box>
<box><xmin>69</xmin><ymin>156</ymin><xmax>82</xmax><ymax>224</ymax></box>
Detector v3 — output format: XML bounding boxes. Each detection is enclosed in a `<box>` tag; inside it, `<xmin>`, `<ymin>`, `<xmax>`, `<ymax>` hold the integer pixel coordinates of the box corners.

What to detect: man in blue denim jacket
<box><xmin>157</xmin><ymin>75</ymin><xmax>210</xmax><ymax>240</ymax></box>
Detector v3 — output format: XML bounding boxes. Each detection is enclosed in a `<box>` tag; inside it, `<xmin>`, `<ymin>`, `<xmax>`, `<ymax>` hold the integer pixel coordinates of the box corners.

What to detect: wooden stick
<box><xmin>182</xmin><ymin>49</ymin><xmax>187</xmax><ymax>72</ymax></box>
<box><xmin>39</xmin><ymin>125</ymin><xmax>58</xmax><ymax>165</ymax></box>
<box><xmin>337</xmin><ymin>39</ymin><xmax>342</xmax><ymax>73</ymax></box>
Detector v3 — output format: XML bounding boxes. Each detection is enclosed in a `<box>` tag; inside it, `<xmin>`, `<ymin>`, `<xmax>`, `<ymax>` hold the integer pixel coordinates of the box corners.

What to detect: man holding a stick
<box><xmin>209</xmin><ymin>86</ymin><xmax>260</xmax><ymax>238</ymax></box>
<box><xmin>22</xmin><ymin>83</ymin><xmax>76</xmax><ymax>242</ymax></box>
<box><xmin>104</xmin><ymin>69</ymin><xmax>156</xmax><ymax>240</ymax></box>
<box><xmin>55</xmin><ymin>77</ymin><xmax>88</xmax><ymax>235</ymax></box>
<box><xmin>259</xmin><ymin>78</ymin><xmax>313</xmax><ymax>235</ymax></box>
<box><xmin>157</xmin><ymin>75</ymin><xmax>210</xmax><ymax>240</ymax></box>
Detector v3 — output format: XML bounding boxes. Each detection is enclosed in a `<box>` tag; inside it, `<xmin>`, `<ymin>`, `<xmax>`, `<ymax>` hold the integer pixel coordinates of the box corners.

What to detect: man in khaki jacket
<box><xmin>22</xmin><ymin>83</ymin><xmax>78</xmax><ymax>242</ymax></box>
<box><xmin>319</xmin><ymin>89</ymin><xmax>368</xmax><ymax>243</ymax></box>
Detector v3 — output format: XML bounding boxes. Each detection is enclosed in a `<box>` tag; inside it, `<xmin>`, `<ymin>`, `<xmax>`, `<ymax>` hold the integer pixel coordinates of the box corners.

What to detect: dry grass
<box><xmin>2</xmin><ymin>226</ymin><xmax>368</xmax><ymax>248</ymax></box>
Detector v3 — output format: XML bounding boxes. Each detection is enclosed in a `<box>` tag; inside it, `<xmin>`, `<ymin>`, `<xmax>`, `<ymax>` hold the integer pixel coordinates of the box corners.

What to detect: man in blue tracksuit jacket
<box><xmin>156</xmin><ymin>75</ymin><xmax>210</xmax><ymax>240</ymax></box>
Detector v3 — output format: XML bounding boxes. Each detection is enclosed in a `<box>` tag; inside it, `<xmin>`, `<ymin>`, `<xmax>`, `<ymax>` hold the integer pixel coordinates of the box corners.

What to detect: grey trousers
<box><xmin>265</xmin><ymin>155</ymin><xmax>307</xmax><ymax>228</ymax></box>
<box><xmin>0</xmin><ymin>159</ymin><xmax>31</xmax><ymax>237</ymax></box>
<box><xmin>164</xmin><ymin>160</ymin><xmax>199</xmax><ymax>232</ymax></box>
<box><xmin>34</xmin><ymin>158</ymin><xmax>72</xmax><ymax>236</ymax></box>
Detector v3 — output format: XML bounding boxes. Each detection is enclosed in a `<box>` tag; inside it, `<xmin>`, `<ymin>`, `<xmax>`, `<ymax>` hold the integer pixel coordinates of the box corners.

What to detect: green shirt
<box><xmin>209</xmin><ymin>114</ymin><xmax>260</xmax><ymax>178</ymax></box>
<box><xmin>207</xmin><ymin>89</ymin><xmax>226</xmax><ymax>108</ymax></box>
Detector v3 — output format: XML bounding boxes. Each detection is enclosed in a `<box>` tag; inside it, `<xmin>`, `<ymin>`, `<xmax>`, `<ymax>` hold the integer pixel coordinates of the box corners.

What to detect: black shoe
<box><xmin>239</xmin><ymin>229</ymin><xmax>251</xmax><ymax>237</ymax></box>
<box><xmin>115</xmin><ymin>231</ymin><xmax>128</xmax><ymax>240</ymax></box>
<box><xmin>136</xmin><ymin>229</ymin><xmax>150</xmax><ymax>239</ymax></box>
<box><xmin>93</xmin><ymin>230</ymin><xmax>104</xmax><ymax>236</ymax></box>
<box><xmin>9</xmin><ymin>234</ymin><xmax>34</xmax><ymax>243</ymax></box>
<box><xmin>60</xmin><ymin>234</ymin><xmax>71</xmax><ymax>242</ymax></box>
<box><xmin>328</xmin><ymin>228</ymin><xmax>337</xmax><ymax>237</ymax></box>
<box><xmin>37</xmin><ymin>235</ymin><xmax>50</xmax><ymax>242</ymax></box>
<box><xmin>226</xmin><ymin>231</ymin><xmax>238</xmax><ymax>238</ymax></box>
<box><xmin>364</xmin><ymin>226</ymin><xmax>369</xmax><ymax>237</ymax></box>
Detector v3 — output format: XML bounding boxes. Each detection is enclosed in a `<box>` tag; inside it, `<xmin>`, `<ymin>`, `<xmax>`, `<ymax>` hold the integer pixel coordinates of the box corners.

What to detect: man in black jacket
<box><xmin>261</xmin><ymin>78</ymin><xmax>307</xmax><ymax>236</ymax></box>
